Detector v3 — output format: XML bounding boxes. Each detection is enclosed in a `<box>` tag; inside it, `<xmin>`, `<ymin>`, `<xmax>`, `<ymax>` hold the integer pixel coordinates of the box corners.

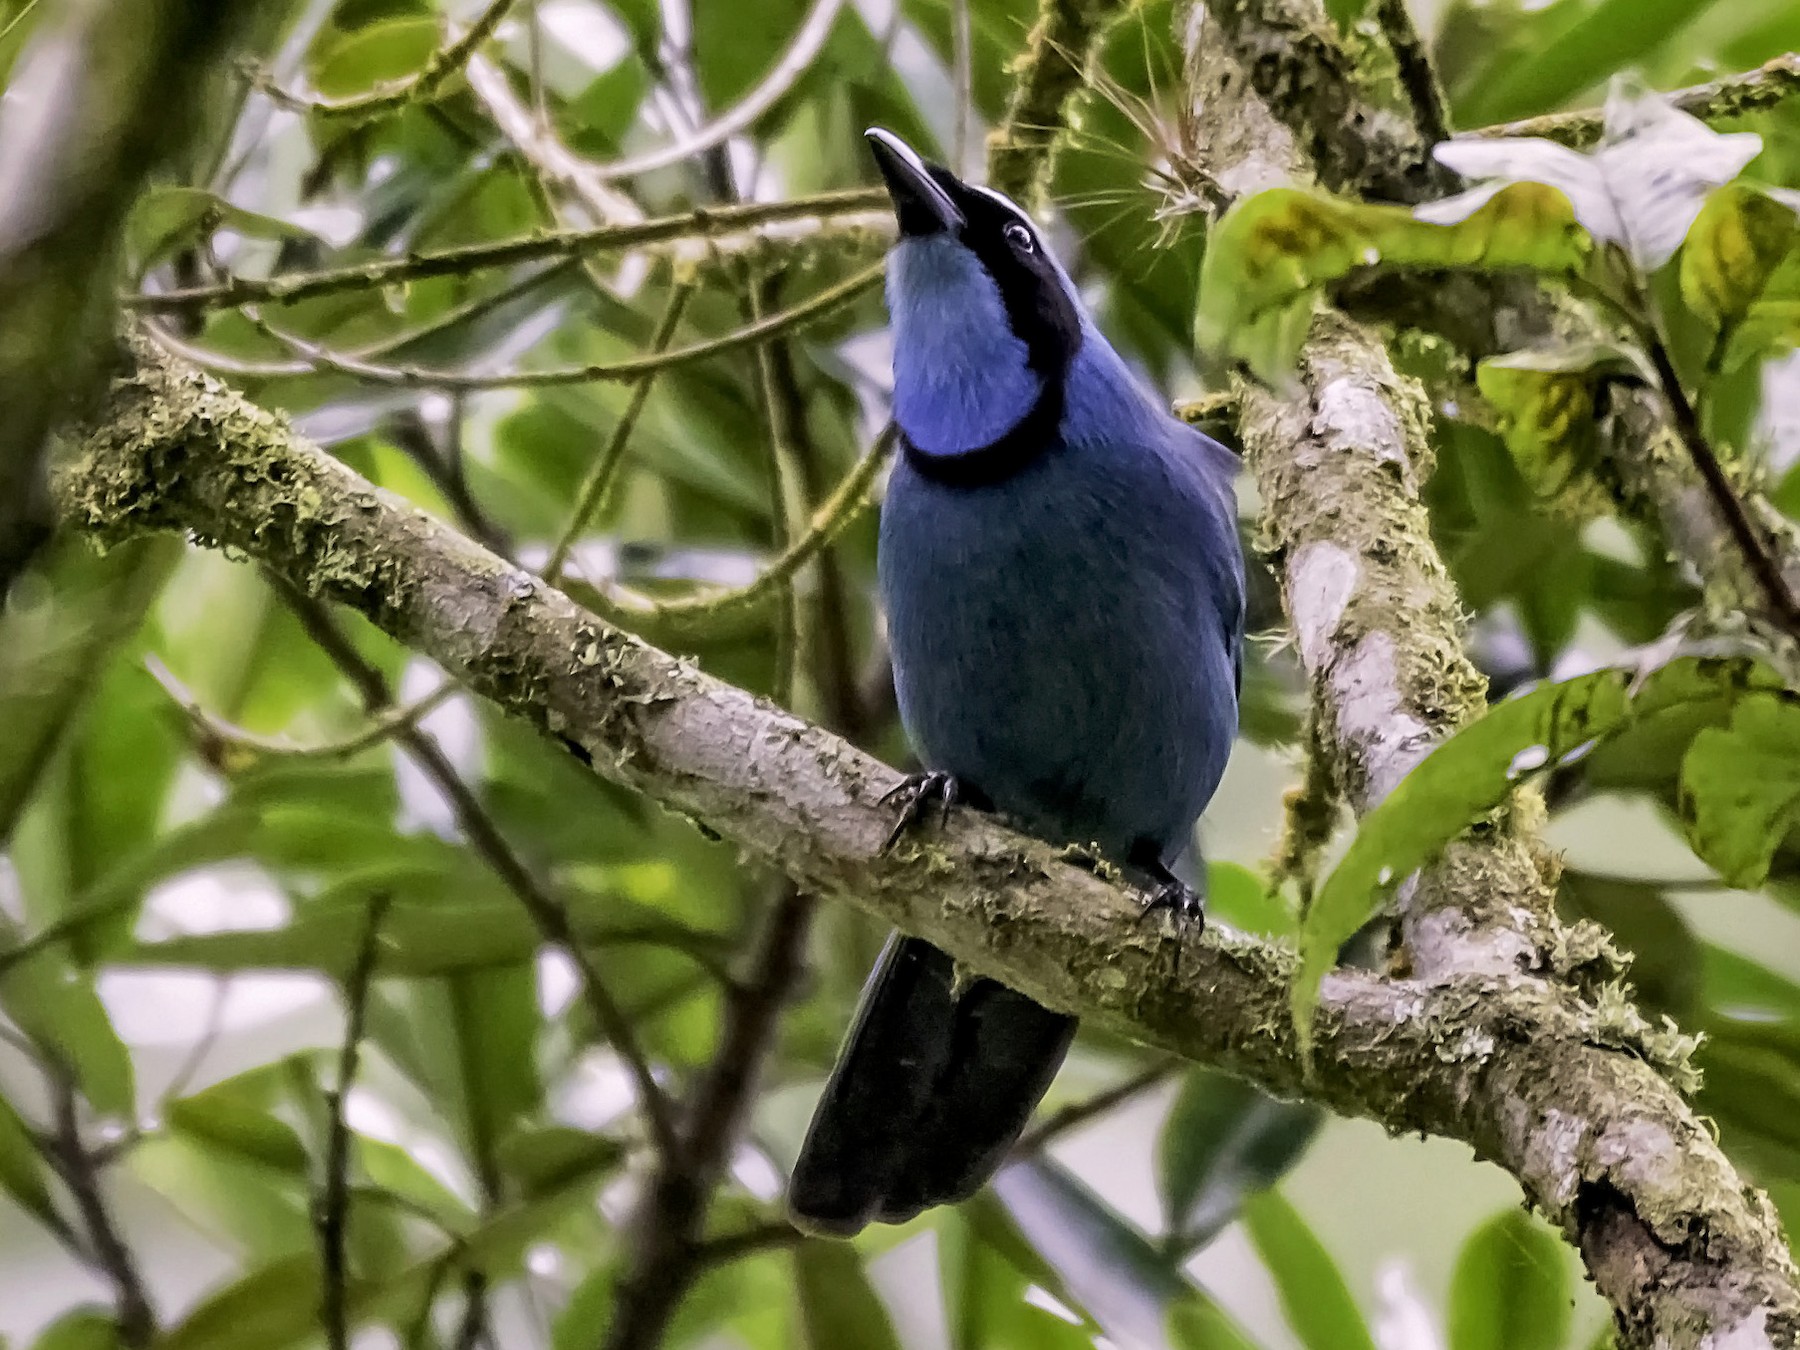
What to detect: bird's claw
<box><xmin>1135</xmin><ymin>879</ymin><xmax>1206</xmax><ymax>934</ymax></box>
<box><xmin>1136</xmin><ymin>876</ymin><xmax>1205</xmax><ymax>980</ymax></box>
<box><xmin>880</xmin><ymin>771</ymin><xmax>961</xmax><ymax>853</ymax></box>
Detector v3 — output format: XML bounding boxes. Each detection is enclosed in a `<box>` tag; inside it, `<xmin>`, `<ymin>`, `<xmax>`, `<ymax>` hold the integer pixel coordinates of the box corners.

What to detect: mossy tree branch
<box><xmin>51</xmin><ymin>333</ymin><xmax>1800</xmax><ymax>1350</ymax></box>
<box><xmin>1468</xmin><ymin>53</ymin><xmax>1800</xmax><ymax>150</ymax></box>
<box><xmin>1179</xmin><ymin>5</ymin><xmax>1800</xmax><ymax>1345</ymax></box>
<box><xmin>987</xmin><ymin>0</ymin><xmax>1133</xmax><ymax>207</ymax></box>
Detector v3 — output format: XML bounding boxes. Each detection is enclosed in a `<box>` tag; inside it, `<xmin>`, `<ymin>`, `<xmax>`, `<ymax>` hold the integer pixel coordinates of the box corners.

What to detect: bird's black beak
<box><xmin>865</xmin><ymin>128</ymin><xmax>965</xmax><ymax>237</ymax></box>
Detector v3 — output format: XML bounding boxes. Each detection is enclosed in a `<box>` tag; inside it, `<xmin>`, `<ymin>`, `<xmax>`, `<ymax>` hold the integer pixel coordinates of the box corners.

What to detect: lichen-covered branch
<box><xmin>1469</xmin><ymin>52</ymin><xmax>1800</xmax><ymax>150</ymax></box>
<box><xmin>125</xmin><ymin>191</ymin><xmax>890</xmax><ymax>314</ymax></box>
<box><xmin>51</xmin><ymin>334</ymin><xmax>1800</xmax><ymax>1349</ymax></box>
<box><xmin>987</xmin><ymin>0</ymin><xmax>1132</xmax><ymax>207</ymax></box>
<box><xmin>1199</xmin><ymin>0</ymin><xmax>1450</xmax><ymax>203</ymax></box>
<box><xmin>1179</xmin><ymin>5</ymin><xmax>1800</xmax><ymax>1343</ymax></box>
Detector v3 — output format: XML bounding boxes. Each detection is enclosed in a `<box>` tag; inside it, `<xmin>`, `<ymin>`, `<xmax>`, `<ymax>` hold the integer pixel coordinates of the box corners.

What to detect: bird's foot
<box><xmin>1135</xmin><ymin>878</ymin><xmax>1206</xmax><ymax>934</ymax></box>
<box><xmin>1128</xmin><ymin>845</ymin><xmax>1206</xmax><ymax>978</ymax></box>
<box><xmin>879</xmin><ymin>770</ymin><xmax>963</xmax><ymax>853</ymax></box>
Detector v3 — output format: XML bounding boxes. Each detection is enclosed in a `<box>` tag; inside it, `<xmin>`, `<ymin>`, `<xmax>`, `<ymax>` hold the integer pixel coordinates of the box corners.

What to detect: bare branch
<box><xmin>239</xmin><ymin>262</ymin><xmax>884</xmax><ymax>390</ymax></box>
<box><xmin>46</xmin><ymin>1070</ymin><xmax>155</xmax><ymax>1347</ymax></box>
<box><xmin>464</xmin><ymin>50</ymin><xmax>642</xmax><ymax>226</ymax></box>
<box><xmin>124</xmin><ymin>191</ymin><xmax>890</xmax><ymax>314</ymax></box>
<box><xmin>1013</xmin><ymin>1060</ymin><xmax>1179</xmax><ymax>1156</ymax></box>
<box><xmin>254</xmin><ymin>0</ymin><xmax>518</xmax><ymax>124</ymax></box>
<box><xmin>572</xmin><ymin>0</ymin><xmax>847</xmax><ymax>184</ymax></box>
<box><xmin>146</xmin><ymin>654</ymin><xmax>457</xmax><ymax>767</ymax></box>
<box><xmin>319</xmin><ymin>894</ymin><xmax>392</xmax><ymax>1350</ymax></box>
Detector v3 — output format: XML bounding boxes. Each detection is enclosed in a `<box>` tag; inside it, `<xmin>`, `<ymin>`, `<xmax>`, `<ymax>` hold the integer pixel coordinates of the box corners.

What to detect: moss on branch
<box><xmin>1178</xmin><ymin>4</ymin><xmax>1800</xmax><ymax>1342</ymax></box>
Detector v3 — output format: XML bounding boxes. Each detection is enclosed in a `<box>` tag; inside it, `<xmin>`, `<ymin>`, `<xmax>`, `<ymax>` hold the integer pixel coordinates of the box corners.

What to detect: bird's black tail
<box><xmin>788</xmin><ymin>934</ymin><xmax>1077</xmax><ymax>1236</ymax></box>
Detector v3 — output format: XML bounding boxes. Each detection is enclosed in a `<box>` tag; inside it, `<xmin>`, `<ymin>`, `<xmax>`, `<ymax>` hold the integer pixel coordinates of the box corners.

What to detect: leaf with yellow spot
<box><xmin>1475</xmin><ymin>344</ymin><xmax>1646</xmax><ymax>499</ymax></box>
<box><xmin>1679</xmin><ymin>183</ymin><xmax>1800</xmax><ymax>374</ymax></box>
<box><xmin>1197</xmin><ymin>182</ymin><xmax>1592</xmax><ymax>383</ymax></box>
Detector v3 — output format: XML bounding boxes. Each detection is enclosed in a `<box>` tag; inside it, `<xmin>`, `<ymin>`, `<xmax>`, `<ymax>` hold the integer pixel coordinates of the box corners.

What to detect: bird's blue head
<box><xmin>866</xmin><ymin>129</ymin><xmax>1082</xmax><ymax>468</ymax></box>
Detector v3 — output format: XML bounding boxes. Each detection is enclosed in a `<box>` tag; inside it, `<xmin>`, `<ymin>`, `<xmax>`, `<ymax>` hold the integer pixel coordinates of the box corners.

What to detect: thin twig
<box><xmin>255</xmin><ymin>0</ymin><xmax>518</xmax><ymax>123</ymax></box>
<box><xmin>544</xmin><ymin>280</ymin><xmax>697</xmax><ymax>585</ymax></box>
<box><xmin>1644</xmin><ymin>339</ymin><xmax>1800</xmax><ymax>640</ymax></box>
<box><xmin>1013</xmin><ymin>1060</ymin><xmax>1180</xmax><ymax>1156</ymax></box>
<box><xmin>1465</xmin><ymin>52</ymin><xmax>1800</xmax><ymax>150</ymax></box>
<box><xmin>465</xmin><ymin>50</ymin><xmax>642</xmax><ymax>225</ymax></box>
<box><xmin>951</xmin><ymin>0</ymin><xmax>974</xmax><ymax>174</ymax></box>
<box><xmin>125</xmin><ymin>190</ymin><xmax>888</xmax><ymax>313</ymax></box>
<box><xmin>46</xmin><ymin>1069</ymin><xmax>156</xmax><ymax>1348</ymax></box>
<box><xmin>244</xmin><ymin>262</ymin><xmax>883</xmax><ymax>390</ymax></box>
<box><xmin>1373</xmin><ymin>0</ymin><xmax>1451</xmax><ymax>145</ymax></box>
<box><xmin>319</xmin><ymin>893</ymin><xmax>392</xmax><ymax>1350</ymax></box>
<box><xmin>575</xmin><ymin>424</ymin><xmax>894</xmax><ymax>635</ymax></box>
<box><xmin>745</xmin><ymin>271</ymin><xmax>807</xmax><ymax>703</ymax></box>
<box><xmin>279</xmin><ymin>586</ymin><xmax>683</xmax><ymax>1161</ymax></box>
<box><xmin>691</xmin><ymin>1220</ymin><xmax>803</xmax><ymax>1268</ymax></box>
<box><xmin>147</xmin><ymin>654</ymin><xmax>457</xmax><ymax>766</ymax></box>
<box><xmin>574</xmin><ymin>0</ymin><xmax>846</xmax><ymax>184</ymax></box>
<box><xmin>603</xmin><ymin>886</ymin><xmax>816</xmax><ymax>1350</ymax></box>
<box><xmin>145</xmin><ymin>259</ymin><xmax>578</xmax><ymax>381</ymax></box>
<box><xmin>451</xmin><ymin>1272</ymin><xmax>492</xmax><ymax>1350</ymax></box>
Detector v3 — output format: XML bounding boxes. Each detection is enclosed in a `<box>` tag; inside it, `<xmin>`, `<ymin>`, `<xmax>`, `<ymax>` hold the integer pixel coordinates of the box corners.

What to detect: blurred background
<box><xmin>3</xmin><ymin>0</ymin><xmax>1800</xmax><ymax>1346</ymax></box>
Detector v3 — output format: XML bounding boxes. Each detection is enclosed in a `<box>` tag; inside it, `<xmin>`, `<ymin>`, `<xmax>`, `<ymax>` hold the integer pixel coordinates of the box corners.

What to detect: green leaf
<box><xmin>1241</xmin><ymin>1191</ymin><xmax>1377</xmax><ymax>1350</ymax></box>
<box><xmin>939</xmin><ymin>1209</ymin><xmax>1100</xmax><ymax>1350</ymax></box>
<box><xmin>0</xmin><ymin>536</ymin><xmax>179</xmax><ymax>844</ymax></box>
<box><xmin>0</xmin><ymin>927</ymin><xmax>134</xmax><ymax>1118</ymax></box>
<box><xmin>447</xmin><ymin>964</ymin><xmax>542</xmax><ymax>1173</ymax></box>
<box><xmin>1475</xmin><ymin>345</ymin><xmax>1645</xmax><ymax>497</ymax></box>
<box><xmin>1168</xmin><ymin>1297</ymin><xmax>1264</xmax><ymax>1350</ymax></box>
<box><xmin>793</xmin><ymin>1240</ymin><xmax>903</xmax><ymax>1350</ymax></box>
<box><xmin>169</xmin><ymin>1091</ymin><xmax>309</xmax><ymax>1176</ymax></box>
<box><xmin>1680</xmin><ymin>693</ymin><xmax>1800</xmax><ymax>887</ymax></box>
<box><xmin>306</xmin><ymin>17</ymin><xmax>439</xmax><ymax>100</ymax></box>
<box><xmin>496</xmin><ymin>1126</ymin><xmax>624</xmax><ymax>1199</ymax></box>
<box><xmin>1457</xmin><ymin>0</ymin><xmax>1732</xmax><ymax>126</ymax></box>
<box><xmin>1197</xmin><ymin>182</ymin><xmax>1590</xmax><ymax>382</ymax></box>
<box><xmin>1447</xmin><ymin>1208</ymin><xmax>1572</xmax><ymax>1350</ymax></box>
<box><xmin>1433</xmin><ymin>91</ymin><xmax>1763</xmax><ymax>273</ymax></box>
<box><xmin>0</xmin><ymin>1090</ymin><xmax>59</xmax><ymax>1233</ymax></box>
<box><xmin>1294</xmin><ymin>657</ymin><xmax>1774</xmax><ymax>1048</ymax></box>
<box><xmin>125</xmin><ymin>186</ymin><xmax>318</xmax><ymax>273</ymax></box>
<box><xmin>1681</xmin><ymin>183</ymin><xmax>1800</xmax><ymax>373</ymax></box>
<box><xmin>160</xmin><ymin>1138</ymin><xmax>617</xmax><ymax>1350</ymax></box>
<box><xmin>995</xmin><ymin>1159</ymin><xmax>1260</xmax><ymax>1350</ymax></box>
<box><xmin>1158</xmin><ymin>1069</ymin><xmax>1322</xmax><ymax>1246</ymax></box>
<box><xmin>553</xmin><ymin>1269</ymin><xmax>616</xmax><ymax>1350</ymax></box>
<box><xmin>30</xmin><ymin>1310</ymin><xmax>121</xmax><ymax>1350</ymax></box>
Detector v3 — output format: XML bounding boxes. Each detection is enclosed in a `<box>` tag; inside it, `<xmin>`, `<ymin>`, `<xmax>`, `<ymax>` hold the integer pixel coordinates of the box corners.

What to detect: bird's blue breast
<box><xmin>879</xmin><ymin>335</ymin><xmax>1243</xmax><ymax>862</ymax></box>
<box><xmin>887</xmin><ymin>237</ymin><xmax>1044</xmax><ymax>457</ymax></box>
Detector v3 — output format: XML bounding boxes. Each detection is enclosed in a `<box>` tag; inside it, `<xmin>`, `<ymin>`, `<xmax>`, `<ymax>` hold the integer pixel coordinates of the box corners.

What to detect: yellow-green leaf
<box><xmin>1680</xmin><ymin>692</ymin><xmax>1800</xmax><ymax>888</ymax></box>
<box><xmin>1293</xmin><ymin>657</ymin><xmax>1774</xmax><ymax>1052</ymax></box>
<box><xmin>1475</xmin><ymin>345</ymin><xmax>1644</xmax><ymax>498</ymax></box>
<box><xmin>1680</xmin><ymin>184</ymin><xmax>1800</xmax><ymax>373</ymax></box>
<box><xmin>1197</xmin><ymin>182</ymin><xmax>1591</xmax><ymax>382</ymax></box>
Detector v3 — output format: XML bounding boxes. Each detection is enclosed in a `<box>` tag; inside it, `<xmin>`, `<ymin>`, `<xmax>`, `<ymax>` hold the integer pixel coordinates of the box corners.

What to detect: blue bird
<box><xmin>787</xmin><ymin>130</ymin><xmax>1245</xmax><ymax>1236</ymax></box>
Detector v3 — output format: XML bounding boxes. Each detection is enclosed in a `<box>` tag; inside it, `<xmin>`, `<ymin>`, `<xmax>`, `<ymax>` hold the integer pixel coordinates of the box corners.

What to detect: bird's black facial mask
<box><xmin>866</xmin><ymin>129</ymin><xmax>1082</xmax><ymax>461</ymax></box>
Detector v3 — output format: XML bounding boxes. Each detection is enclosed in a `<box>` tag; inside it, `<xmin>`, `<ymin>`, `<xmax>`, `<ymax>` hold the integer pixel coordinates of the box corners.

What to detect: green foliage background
<box><xmin>5</xmin><ymin>0</ymin><xmax>1800</xmax><ymax>1347</ymax></box>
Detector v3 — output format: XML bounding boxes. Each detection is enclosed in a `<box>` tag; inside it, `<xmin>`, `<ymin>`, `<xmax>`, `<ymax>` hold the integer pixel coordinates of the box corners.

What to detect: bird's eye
<box><xmin>1003</xmin><ymin>221</ymin><xmax>1034</xmax><ymax>252</ymax></box>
